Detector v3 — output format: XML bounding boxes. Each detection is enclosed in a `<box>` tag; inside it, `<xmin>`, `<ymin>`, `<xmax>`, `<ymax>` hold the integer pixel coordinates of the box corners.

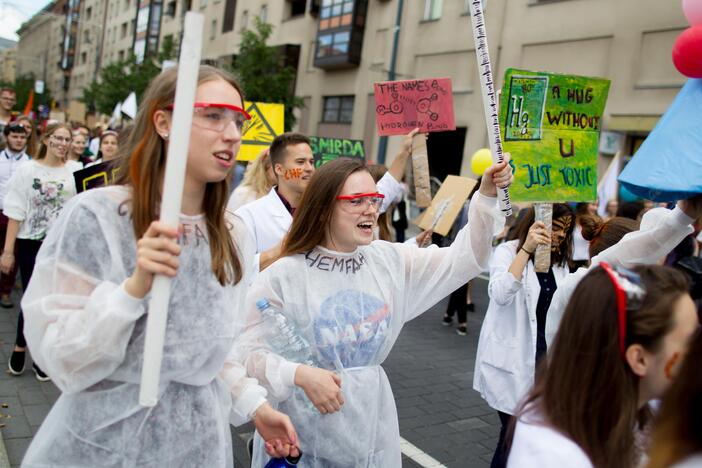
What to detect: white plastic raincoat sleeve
<box><xmin>545</xmin><ymin>206</ymin><xmax>694</xmax><ymax>345</ymax></box>
<box><xmin>233</xmin><ymin>277</ymin><xmax>300</xmax><ymax>404</ymax></box>
<box><xmin>22</xmin><ymin>198</ymin><xmax>147</xmax><ymax>394</ymax></box>
<box><xmin>398</xmin><ymin>192</ymin><xmax>503</xmax><ymax>322</ymax></box>
<box><xmin>221</xmin><ymin>219</ymin><xmax>268</xmax><ymax>425</ymax></box>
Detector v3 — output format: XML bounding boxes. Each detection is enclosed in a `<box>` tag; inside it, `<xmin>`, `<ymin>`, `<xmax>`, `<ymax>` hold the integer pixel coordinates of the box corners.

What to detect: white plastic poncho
<box><xmin>235</xmin><ymin>192</ymin><xmax>503</xmax><ymax>467</ymax></box>
<box><xmin>21</xmin><ymin>186</ymin><xmax>267</xmax><ymax>467</ymax></box>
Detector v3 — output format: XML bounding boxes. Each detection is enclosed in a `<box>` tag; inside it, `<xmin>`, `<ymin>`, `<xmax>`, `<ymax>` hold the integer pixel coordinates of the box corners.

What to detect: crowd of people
<box><xmin>0</xmin><ymin>63</ymin><xmax>698</xmax><ymax>468</ymax></box>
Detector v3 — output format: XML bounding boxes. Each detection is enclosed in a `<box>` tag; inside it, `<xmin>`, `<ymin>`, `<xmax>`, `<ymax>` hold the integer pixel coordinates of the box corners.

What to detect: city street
<box><xmin>0</xmin><ymin>277</ymin><xmax>500</xmax><ymax>468</ymax></box>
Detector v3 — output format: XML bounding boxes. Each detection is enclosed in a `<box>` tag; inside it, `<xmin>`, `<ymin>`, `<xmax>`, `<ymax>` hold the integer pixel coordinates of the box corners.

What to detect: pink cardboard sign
<box><xmin>374</xmin><ymin>77</ymin><xmax>456</xmax><ymax>136</ymax></box>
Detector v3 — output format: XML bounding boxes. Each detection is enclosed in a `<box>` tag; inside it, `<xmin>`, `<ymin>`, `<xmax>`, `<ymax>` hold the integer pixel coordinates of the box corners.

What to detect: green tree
<box><xmin>231</xmin><ymin>17</ymin><xmax>304</xmax><ymax>131</ymax></box>
<box><xmin>82</xmin><ymin>35</ymin><xmax>176</xmax><ymax>115</ymax></box>
<box><xmin>0</xmin><ymin>73</ymin><xmax>54</xmax><ymax>113</ymax></box>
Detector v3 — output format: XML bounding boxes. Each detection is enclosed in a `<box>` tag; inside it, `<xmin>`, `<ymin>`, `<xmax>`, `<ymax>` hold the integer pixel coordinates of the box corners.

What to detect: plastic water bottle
<box><xmin>264</xmin><ymin>453</ymin><xmax>302</xmax><ymax>468</ymax></box>
<box><xmin>255</xmin><ymin>299</ymin><xmax>314</xmax><ymax>367</ymax></box>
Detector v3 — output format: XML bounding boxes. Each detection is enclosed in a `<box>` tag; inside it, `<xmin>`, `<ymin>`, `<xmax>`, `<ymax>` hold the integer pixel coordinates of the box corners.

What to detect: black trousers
<box><xmin>14</xmin><ymin>238</ymin><xmax>42</xmax><ymax>348</ymax></box>
<box><xmin>490</xmin><ymin>411</ymin><xmax>513</xmax><ymax>468</ymax></box>
<box><xmin>445</xmin><ymin>281</ymin><xmax>472</xmax><ymax>323</ymax></box>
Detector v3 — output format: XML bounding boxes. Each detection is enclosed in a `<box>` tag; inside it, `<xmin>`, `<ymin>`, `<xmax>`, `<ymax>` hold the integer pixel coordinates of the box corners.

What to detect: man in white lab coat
<box><xmin>232</xmin><ymin>132</ymin><xmax>410</xmax><ymax>270</ymax></box>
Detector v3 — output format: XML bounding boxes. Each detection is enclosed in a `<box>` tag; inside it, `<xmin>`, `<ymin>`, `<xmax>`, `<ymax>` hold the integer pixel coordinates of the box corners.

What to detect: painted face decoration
<box><xmin>551</xmin><ymin>215</ymin><xmax>572</xmax><ymax>252</ymax></box>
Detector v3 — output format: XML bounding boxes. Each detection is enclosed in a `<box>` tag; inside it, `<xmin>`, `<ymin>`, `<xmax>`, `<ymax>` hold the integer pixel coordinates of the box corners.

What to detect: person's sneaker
<box><xmin>32</xmin><ymin>363</ymin><xmax>50</xmax><ymax>382</ymax></box>
<box><xmin>467</xmin><ymin>303</ymin><xmax>475</xmax><ymax>313</ymax></box>
<box><xmin>442</xmin><ymin>314</ymin><xmax>453</xmax><ymax>326</ymax></box>
<box><xmin>456</xmin><ymin>325</ymin><xmax>468</xmax><ymax>336</ymax></box>
<box><xmin>8</xmin><ymin>350</ymin><xmax>25</xmax><ymax>375</ymax></box>
<box><xmin>0</xmin><ymin>294</ymin><xmax>12</xmax><ymax>308</ymax></box>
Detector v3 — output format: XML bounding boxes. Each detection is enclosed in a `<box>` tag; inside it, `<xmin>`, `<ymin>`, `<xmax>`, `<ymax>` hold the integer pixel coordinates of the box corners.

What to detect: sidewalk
<box><xmin>0</xmin><ymin>292</ymin><xmax>59</xmax><ymax>468</ymax></box>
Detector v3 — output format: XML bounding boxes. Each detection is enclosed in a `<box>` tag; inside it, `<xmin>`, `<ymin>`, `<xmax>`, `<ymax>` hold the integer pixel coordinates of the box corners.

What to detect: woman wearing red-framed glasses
<box><xmin>236</xmin><ymin>156</ymin><xmax>513</xmax><ymax>467</ymax></box>
<box><xmin>19</xmin><ymin>66</ymin><xmax>298</xmax><ymax>467</ymax></box>
<box><xmin>507</xmin><ymin>264</ymin><xmax>699</xmax><ymax>468</ymax></box>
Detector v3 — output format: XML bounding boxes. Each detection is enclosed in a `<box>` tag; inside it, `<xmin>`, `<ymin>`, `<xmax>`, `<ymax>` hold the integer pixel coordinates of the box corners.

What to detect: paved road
<box><xmin>0</xmin><ymin>278</ymin><xmax>499</xmax><ymax>467</ymax></box>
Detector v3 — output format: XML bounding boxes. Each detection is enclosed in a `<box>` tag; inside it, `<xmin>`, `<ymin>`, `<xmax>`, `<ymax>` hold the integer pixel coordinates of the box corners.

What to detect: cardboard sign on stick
<box><xmin>416</xmin><ymin>176</ymin><xmax>478</xmax><ymax>237</ymax></box>
<box><xmin>238</xmin><ymin>102</ymin><xmax>284</xmax><ymax>162</ymax></box>
<box><xmin>374</xmin><ymin>78</ymin><xmax>456</xmax><ymax>136</ymax></box>
<box><xmin>309</xmin><ymin>136</ymin><xmax>365</xmax><ymax>168</ymax></box>
<box><xmin>411</xmin><ymin>134</ymin><xmax>432</xmax><ymax>208</ymax></box>
<box><xmin>499</xmin><ymin>68</ymin><xmax>610</xmax><ymax>202</ymax></box>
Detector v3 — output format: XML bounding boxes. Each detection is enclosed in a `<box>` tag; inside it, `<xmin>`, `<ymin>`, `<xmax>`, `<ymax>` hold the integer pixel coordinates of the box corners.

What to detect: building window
<box><xmin>121</xmin><ymin>22</ymin><xmax>128</xmax><ymax>38</ymax></box>
<box><xmin>316</xmin><ymin>31</ymin><xmax>350</xmax><ymax>58</ymax></box>
<box><xmin>222</xmin><ymin>0</ymin><xmax>236</xmax><ymax>32</ymax></box>
<box><xmin>423</xmin><ymin>0</ymin><xmax>442</xmax><ymax>20</ymax></box>
<box><xmin>286</xmin><ymin>0</ymin><xmax>306</xmax><ymax>18</ymax></box>
<box><xmin>319</xmin><ymin>0</ymin><xmax>354</xmax><ymax>29</ymax></box>
<box><xmin>322</xmin><ymin>96</ymin><xmax>354</xmax><ymax>123</ymax></box>
<box><xmin>241</xmin><ymin>10</ymin><xmax>249</xmax><ymax>30</ymax></box>
<box><xmin>260</xmin><ymin>4</ymin><xmax>268</xmax><ymax>23</ymax></box>
<box><xmin>210</xmin><ymin>19</ymin><xmax>217</xmax><ymax>40</ymax></box>
<box><xmin>86</xmin><ymin>6</ymin><xmax>92</xmax><ymax>20</ymax></box>
<box><xmin>81</xmin><ymin>51</ymin><xmax>87</xmax><ymax>64</ymax></box>
<box><xmin>118</xmin><ymin>50</ymin><xmax>125</xmax><ymax>61</ymax></box>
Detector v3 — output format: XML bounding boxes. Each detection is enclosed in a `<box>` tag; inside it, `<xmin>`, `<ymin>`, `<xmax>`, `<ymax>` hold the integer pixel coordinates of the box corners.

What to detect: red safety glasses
<box><xmin>335</xmin><ymin>192</ymin><xmax>385</xmax><ymax>213</ymax></box>
<box><xmin>165</xmin><ymin>103</ymin><xmax>251</xmax><ymax>133</ymax></box>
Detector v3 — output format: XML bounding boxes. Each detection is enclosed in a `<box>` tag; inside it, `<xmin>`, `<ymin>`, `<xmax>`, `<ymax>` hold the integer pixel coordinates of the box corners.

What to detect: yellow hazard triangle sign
<box><xmin>238</xmin><ymin>101</ymin><xmax>285</xmax><ymax>161</ymax></box>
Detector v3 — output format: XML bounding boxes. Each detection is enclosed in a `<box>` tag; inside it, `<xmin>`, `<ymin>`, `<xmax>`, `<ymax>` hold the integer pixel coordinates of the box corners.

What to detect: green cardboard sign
<box><xmin>499</xmin><ymin>68</ymin><xmax>611</xmax><ymax>202</ymax></box>
<box><xmin>309</xmin><ymin>136</ymin><xmax>365</xmax><ymax>168</ymax></box>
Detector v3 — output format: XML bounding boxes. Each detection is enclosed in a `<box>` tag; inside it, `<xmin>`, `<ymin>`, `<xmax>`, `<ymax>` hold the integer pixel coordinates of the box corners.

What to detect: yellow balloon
<box><xmin>470</xmin><ymin>148</ymin><xmax>493</xmax><ymax>176</ymax></box>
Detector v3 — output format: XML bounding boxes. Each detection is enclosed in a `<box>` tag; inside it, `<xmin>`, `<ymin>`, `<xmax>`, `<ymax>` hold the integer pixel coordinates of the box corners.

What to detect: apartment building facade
<box><xmin>15</xmin><ymin>0</ymin><xmax>686</xmax><ymax>177</ymax></box>
<box><xmin>152</xmin><ymin>0</ymin><xmax>686</xmax><ymax>178</ymax></box>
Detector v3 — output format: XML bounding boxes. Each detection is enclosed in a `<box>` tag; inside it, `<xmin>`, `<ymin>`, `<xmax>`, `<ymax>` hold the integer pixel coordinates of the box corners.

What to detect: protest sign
<box><xmin>415</xmin><ymin>176</ymin><xmax>477</xmax><ymax>236</ymax></box>
<box><xmin>238</xmin><ymin>101</ymin><xmax>284</xmax><ymax>162</ymax></box>
<box><xmin>73</xmin><ymin>161</ymin><xmax>120</xmax><ymax>193</ymax></box>
<box><xmin>373</xmin><ymin>78</ymin><xmax>456</xmax><ymax>136</ymax></box>
<box><xmin>309</xmin><ymin>136</ymin><xmax>365</xmax><ymax>168</ymax></box>
<box><xmin>499</xmin><ymin>68</ymin><xmax>610</xmax><ymax>202</ymax></box>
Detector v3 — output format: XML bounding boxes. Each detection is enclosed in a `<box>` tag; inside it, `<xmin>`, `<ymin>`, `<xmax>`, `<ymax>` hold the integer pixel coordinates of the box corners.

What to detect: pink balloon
<box><xmin>672</xmin><ymin>25</ymin><xmax>702</xmax><ymax>78</ymax></box>
<box><xmin>683</xmin><ymin>0</ymin><xmax>702</xmax><ymax>25</ymax></box>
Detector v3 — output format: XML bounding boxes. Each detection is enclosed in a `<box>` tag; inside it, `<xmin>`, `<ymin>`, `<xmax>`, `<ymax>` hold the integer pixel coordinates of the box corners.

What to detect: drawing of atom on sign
<box><xmin>416</xmin><ymin>93</ymin><xmax>439</xmax><ymax>121</ymax></box>
<box><xmin>376</xmin><ymin>92</ymin><xmax>404</xmax><ymax>116</ymax></box>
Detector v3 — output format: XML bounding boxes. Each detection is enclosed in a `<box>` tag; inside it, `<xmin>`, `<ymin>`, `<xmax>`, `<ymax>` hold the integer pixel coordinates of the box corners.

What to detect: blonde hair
<box><xmin>240</xmin><ymin>149</ymin><xmax>273</xmax><ymax>198</ymax></box>
<box><xmin>114</xmin><ymin>65</ymin><xmax>244</xmax><ymax>285</ymax></box>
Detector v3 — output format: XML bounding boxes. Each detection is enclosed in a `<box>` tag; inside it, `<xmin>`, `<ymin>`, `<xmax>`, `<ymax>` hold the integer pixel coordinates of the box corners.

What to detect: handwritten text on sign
<box><xmin>374</xmin><ymin>78</ymin><xmax>456</xmax><ymax>136</ymax></box>
<box><xmin>309</xmin><ymin>136</ymin><xmax>365</xmax><ymax>168</ymax></box>
<box><xmin>499</xmin><ymin>69</ymin><xmax>611</xmax><ymax>202</ymax></box>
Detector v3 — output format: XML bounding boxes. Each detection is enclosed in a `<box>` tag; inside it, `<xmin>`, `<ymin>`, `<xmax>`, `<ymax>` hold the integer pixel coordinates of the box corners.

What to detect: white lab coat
<box><xmin>233</xmin><ymin>172</ymin><xmax>405</xmax><ymax>254</ymax></box>
<box><xmin>508</xmin><ymin>408</ymin><xmax>593</xmax><ymax>467</ymax></box>
<box><xmin>21</xmin><ymin>186</ymin><xmax>267</xmax><ymax>467</ymax></box>
<box><xmin>545</xmin><ymin>206</ymin><xmax>694</xmax><ymax>346</ymax></box>
<box><xmin>473</xmin><ymin>240</ymin><xmax>569</xmax><ymax>415</ymax></box>
<box><xmin>234</xmin><ymin>192</ymin><xmax>504</xmax><ymax>467</ymax></box>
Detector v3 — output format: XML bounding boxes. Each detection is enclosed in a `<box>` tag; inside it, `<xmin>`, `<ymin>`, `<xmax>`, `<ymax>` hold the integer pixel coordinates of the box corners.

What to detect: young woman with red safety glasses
<box><xmin>235</xmin><ymin>155</ymin><xmax>513</xmax><ymax>467</ymax></box>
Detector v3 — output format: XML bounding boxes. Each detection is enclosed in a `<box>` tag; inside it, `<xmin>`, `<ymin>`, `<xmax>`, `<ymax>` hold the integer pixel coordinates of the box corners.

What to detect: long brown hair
<box><xmin>114</xmin><ymin>65</ymin><xmax>243</xmax><ymax>285</ymax></box>
<box><xmin>280</xmin><ymin>157</ymin><xmax>370</xmax><ymax>257</ymax></box>
<box><xmin>513</xmin><ymin>203</ymin><xmax>575</xmax><ymax>267</ymax></box>
<box><xmin>647</xmin><ymin>330</ymin><xmax>702</xmax><ymax>468</ymax></box>
<box><xmin>36</xmin><ymin>123</ymin><xmax>72</xmax><ymax>160</ymax></box>
<box><xmin>580</xmin><ymin>215</ymin><xmax>639</xmax><ymax>258</ymax></box>
<box><xmin>367</xmin><ymin>164</ymin><xmax>392</xmax><ymax>241</ymax></box>
<box><xmin>511</xmin><ymin>265</ymin><xmax>689</xmax><ymax>468</ymax></box>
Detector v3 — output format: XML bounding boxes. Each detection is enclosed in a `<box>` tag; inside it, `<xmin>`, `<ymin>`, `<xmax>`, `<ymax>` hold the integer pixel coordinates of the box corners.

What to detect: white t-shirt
<box><xmin>3</xmin><ymin>159</ymin><xmax>82</xmax><ymax>240</ymax></box>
